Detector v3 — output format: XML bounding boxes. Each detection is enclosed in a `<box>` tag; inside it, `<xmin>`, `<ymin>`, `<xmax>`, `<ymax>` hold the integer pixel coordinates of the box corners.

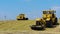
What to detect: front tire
<box><xmin>46</xmin><ymin>20</ymin><xmax>53</xmax><ymax>27</ymax></box>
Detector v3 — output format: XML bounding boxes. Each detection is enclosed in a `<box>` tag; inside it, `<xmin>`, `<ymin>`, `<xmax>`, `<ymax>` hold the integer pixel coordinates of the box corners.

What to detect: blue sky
<box><xmin>0</xmin><ymin>0</ymin><xmax>60</xmax><ymax>20</ymax></box>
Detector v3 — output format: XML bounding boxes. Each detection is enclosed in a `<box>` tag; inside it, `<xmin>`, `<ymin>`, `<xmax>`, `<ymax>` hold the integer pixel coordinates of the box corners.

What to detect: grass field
<box><xmin>0</xmin><ymin>20</ymin><xmax>60</xmax><ymax>34</ymax></box>
<box><xmin>0</xmin><ymin>20</ymin><xmax>36</xmax><ymax>31</ymax></box>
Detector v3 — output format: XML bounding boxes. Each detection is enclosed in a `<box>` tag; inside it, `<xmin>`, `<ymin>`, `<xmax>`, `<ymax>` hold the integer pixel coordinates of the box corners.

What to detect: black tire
<box><xmin>25</xmin><ymin>18</ymin><xmax>28</xmax><ymax>20</ymax></box>
<box><xmin>30</xmin><ymin>25</ymin><xmax>45</xmax><ymax>30</ymax></box>
<box><xmin>53</xmin><ymin>17</ymin><xmax>58</xmax><ymax>25</ymax></box>
<box><xmin>46</xmin><ymin>20</ymin><xmax>53</xmax><ymax>27</ymax></box>
<box><xmin>17</xmin><ymin>18</ymin><xmax>25</xmax><ymax>20</ymax></box>
<box><xmin>17</xmin><ymin>19</ymin><xmax>20</xmax><ymax>20</ymax></box>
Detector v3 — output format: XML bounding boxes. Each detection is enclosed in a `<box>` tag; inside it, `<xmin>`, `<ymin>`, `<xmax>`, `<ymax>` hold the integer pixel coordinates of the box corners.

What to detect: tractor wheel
<box><xmin>46</xmin><ymin>20</ymin><xmax>53</xmax><ymax>27</ymax></box>
<box><xmin>17</xmin><ymin>19</ymin><xmax>20</xmax><ymax>20</ymax></box>
<box><xmin>30</xmin><ymin>25</ymin><xmax>45</xmax><ymax>30</ymax></box>
<box><xmin>54</xmin><ymin>17</ymin><xmax>58</xmax><ymax>25</ymax></box>
<box><xmin>25</xmin><ymin>18</ymin><xmax>28</xmax><ymax>20</ymax></box>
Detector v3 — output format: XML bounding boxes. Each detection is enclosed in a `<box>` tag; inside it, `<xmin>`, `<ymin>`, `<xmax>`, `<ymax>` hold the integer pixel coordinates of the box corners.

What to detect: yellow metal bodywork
<box><xmin>17</xmin><ymin>14</ymin><xmax>25</xmax><ymax>20</ymax></box>
<box><xmin>36</xmin><ymin>10</ymin><xmax>57</xmax><ymax>25</ymax></box>
<box><xmin>42</xmin><ymin>14</ymin><xmax>52</xmax><ymax>21</ymax></box>
<box><xmin>36</xmin><ymin>18</ymin><xmax>46</xmax><ymax>25</ymax></box>
<box><xmin>31</xmin><ymin>10</ymin><xmax>57</xmax><ymax>30</ymax></box>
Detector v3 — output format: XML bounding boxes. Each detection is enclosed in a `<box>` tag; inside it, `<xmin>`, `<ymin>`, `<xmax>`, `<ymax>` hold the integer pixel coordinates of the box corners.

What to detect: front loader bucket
<box><xmin>30</xmin><ymin>25</ymin><xmax>45</xmax><ymax>30</ymax></box>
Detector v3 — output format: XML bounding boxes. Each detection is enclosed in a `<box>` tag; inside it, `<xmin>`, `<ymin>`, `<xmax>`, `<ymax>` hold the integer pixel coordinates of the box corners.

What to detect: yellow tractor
<box><xmin>30</xmin><ymin>10</ymin><xmax>58</xmax><ymax>30</ymax></box>
<box><xmin>17</xmin><ymin>14</ymin><xmax>28</xmax><ymax>20</ymax></box>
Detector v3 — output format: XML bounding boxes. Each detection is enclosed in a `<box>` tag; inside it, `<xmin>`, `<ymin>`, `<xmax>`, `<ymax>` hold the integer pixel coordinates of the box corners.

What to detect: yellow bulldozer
<box><xmin>17</xmin><ymin>14</ymin><xmax>28</xmax><ymax>20</ymax></box>
<box><xmin>30</xmin><ymin>10</ymin><xmax>58</xmax><ymax>30</ymax></box>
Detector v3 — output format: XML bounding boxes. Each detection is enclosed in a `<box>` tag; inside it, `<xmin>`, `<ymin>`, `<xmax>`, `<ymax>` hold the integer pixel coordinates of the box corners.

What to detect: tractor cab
<box><xmin>42</xmin><ymin>10</ymin><xmax>56</xmax><ymax>20</ymax></box>
<box><xmin>42</xmin><ymin>10</ymin><xmax>57</xmax><ymax>26</ymax></box>
<box><xmin>19</xmin><ymin>14</ymin><xmax>25</xmax><ymax>19</ymax></box>
<box><xmin>43</xmin><ymin>10</ymin><xmax>56</xmax><ymax>14</ymax></box>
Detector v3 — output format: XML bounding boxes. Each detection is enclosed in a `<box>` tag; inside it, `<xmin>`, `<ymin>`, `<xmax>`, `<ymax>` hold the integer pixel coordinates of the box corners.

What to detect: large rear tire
<box><xmin>53</xmin><ymin>17</ymin><xmax>58</xmax><ymax>25</ymax></box>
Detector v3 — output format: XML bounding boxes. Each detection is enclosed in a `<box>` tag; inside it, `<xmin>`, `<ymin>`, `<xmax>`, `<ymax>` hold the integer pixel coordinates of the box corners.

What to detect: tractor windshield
<box><xmin>43</xmin><ymin>11</ymin><xmax>47</xmax><ymax>14</ymax></box>
<box><xmin>47</xmin><ymin>11</ymin><xmax>54</xmax><ymax>14</ymax></box>
<box><xmin>43</xmin><ymin>11</ymin><xmax>50</xmax><ymax>14</ymax></box>
<box><xmin>49</xmin><ymin>10</ymin><xmax>56</xmax><ymax>14</ymax></box>
<box><xmin>43</xmin><ymin>10</ymin><xmax>56</xmax><ymax>14</ymax></box>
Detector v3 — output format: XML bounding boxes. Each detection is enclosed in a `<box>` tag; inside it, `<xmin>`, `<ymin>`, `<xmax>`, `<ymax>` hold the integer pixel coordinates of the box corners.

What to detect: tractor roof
<box><xmin>43</xmin><ymin>10</ymin><xmax>56</xmax><ymax>14</ymax></box>
<box><xmin>43</xmin><ymin>10</ymin><xmax>56</xmax><ymax>13</ymax></box>
<box><xmin>19</xmin><ymin>14</ymin><xmax>25</xmax><ymax>16</ymax></box>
